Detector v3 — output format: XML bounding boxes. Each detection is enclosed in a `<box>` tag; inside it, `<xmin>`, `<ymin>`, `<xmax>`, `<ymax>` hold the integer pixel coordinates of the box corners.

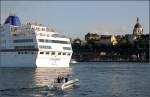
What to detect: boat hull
<box><xmin>61</xmin><ymin>79</ymin><xmax>79</xmax><ymax>90</ymax></box>
<box><xmin>0</xmin><ymin>52</ymin><xmax>71</xmax><ymax>67</ymax></box>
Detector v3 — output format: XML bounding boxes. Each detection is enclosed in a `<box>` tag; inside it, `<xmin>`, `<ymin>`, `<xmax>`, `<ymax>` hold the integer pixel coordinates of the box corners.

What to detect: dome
<box><xmin>134</xmin><ymin>17</ymin><xmax>142</xmax><ymax>28</ymax></box>
<box><xmin>4</xmin><ymin>15</ymin><xmax>21</xmax><ymax>26</ymax></box>
<box><xmin>133</xmin><ymin>17</ymin><xmax>143</xmax><ymax>37</ymax></box>
<box><xmin>134</xmin><ymin>22</ymin><xmax>142</xmax><ymax>28</ymax></box>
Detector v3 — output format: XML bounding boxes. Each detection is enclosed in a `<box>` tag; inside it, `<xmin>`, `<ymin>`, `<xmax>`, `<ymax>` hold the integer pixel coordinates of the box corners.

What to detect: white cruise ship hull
<box><xmin>0</xmin><ymin>52</ymin><xmax>71</xmax><ymax>67</ymax></box>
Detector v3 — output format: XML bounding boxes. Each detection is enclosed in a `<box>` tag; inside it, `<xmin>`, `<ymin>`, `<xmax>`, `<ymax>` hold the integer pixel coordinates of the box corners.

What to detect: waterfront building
<box><xmin>111</xmin><ymin>35</ymin><xmax>118</xmax><ymax>45</ymax></box>
<box><xmin>98</xmin><ymin>35</ymin><xmax>112</xmax><ymax>45</ymax></box>
<box><xmin>85</xmin><ymin>32</ymin><xmax>118</xmax><ymax>46</ymax></box>
<box><xmin>85</xmin><ymin>33</ymin><xmax>100</xmax><ymax>41</ymax></box>
<box><xmin>115</xmin><ymin>35</ymin><xmax>122</xmax><ymax>43</ymax></box>
<box><xmin>133</xmin><ymin>17</ymin><xmax>143</xmax><ymax>39</ymax></box>
<box><xmin>92</xmin><ymin>35</ymin><xmax>117</xmax><ymax>46</ymax></box>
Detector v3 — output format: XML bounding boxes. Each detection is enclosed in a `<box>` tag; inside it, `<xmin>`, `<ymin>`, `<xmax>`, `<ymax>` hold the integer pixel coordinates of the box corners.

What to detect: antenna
<box><xmin>137</xmin><ymin>17</ymin><xmax>139</xmax><ymax>23</ymax></box>
<box><xmin>9</xmin><ymin>12</ymin><xmax>16</xmax><ymax>16</ymax></box>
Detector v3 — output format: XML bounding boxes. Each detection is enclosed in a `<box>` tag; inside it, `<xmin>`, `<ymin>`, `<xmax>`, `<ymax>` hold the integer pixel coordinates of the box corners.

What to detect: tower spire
<box><xmin>137</xmin><ymin>17</ymin><xmax>139</xmax><ymax>23</ymax></box>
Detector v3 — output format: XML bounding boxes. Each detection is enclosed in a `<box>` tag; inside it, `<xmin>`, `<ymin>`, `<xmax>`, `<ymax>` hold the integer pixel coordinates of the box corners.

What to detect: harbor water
<box><xmin>0</xmin><ymin>62</ymin><xmax>150</xmax><ymax>97</ymax></box>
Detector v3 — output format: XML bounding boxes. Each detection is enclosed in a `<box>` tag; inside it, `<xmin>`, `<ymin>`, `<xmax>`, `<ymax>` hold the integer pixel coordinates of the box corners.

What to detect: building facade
<box><xmin>133</xmin><ymin>17</ymin><xmax>144</xmax><ymax>39</ymax></box>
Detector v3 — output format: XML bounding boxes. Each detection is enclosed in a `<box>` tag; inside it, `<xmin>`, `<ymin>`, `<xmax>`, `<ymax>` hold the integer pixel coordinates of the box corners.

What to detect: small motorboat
<box><xmin>50</xmin><ymin>75</ymin><xmax>79</xmax><ymax>90</ymax></box>
<box><xmin>61</xmin><ymin>78</ymin><xmax>79</xmax><ymax>90</ymax></box>
<box><xmin>70</xmin><ymin>59</ymin><xmax>78</xmax><ymax>64</ymax></box>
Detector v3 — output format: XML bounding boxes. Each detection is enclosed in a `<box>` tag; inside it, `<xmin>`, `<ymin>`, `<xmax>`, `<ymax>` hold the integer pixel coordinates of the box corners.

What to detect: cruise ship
<box><xmin>0</xmin><ymin>15</ymin><xmax>72</xmax><ymax>67</ymax></box>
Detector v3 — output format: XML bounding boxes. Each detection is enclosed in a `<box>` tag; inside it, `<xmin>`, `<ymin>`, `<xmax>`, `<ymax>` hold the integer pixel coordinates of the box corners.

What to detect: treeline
<box><xmin>71</xmin><ymin>34</ymin><xmax>149</xmax><ymax>62</ymax></box>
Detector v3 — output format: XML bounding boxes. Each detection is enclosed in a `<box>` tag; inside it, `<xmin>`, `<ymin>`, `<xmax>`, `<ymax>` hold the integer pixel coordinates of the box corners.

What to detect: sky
<box><xmin>0</xmin><ymin>1</ymin><xmax>149</xmax><ymax>39</ymax></box>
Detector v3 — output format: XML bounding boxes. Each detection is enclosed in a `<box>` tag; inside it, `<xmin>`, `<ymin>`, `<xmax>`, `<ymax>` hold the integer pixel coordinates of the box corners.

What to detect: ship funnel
<box><xmin>4</xmin><ymin>15</ymin><xmax>21</xmax><ymax>26</ymax></box>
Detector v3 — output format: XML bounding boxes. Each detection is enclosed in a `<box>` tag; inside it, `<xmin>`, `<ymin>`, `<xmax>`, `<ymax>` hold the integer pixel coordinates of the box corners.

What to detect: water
<box><xmin>0</xmin><ymin>62</ymin><xmax>150</xmax><ymax>97</ymax></box>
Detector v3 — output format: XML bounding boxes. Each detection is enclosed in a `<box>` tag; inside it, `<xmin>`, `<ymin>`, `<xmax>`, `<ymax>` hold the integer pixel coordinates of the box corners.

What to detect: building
<box><xmin>133</xmin><ymin>17</ymin><xmax>144</xmax><ymax>39</ymax></box>
<box><xmin>85</xmin><ymin>33</ymin><xmax>100</xmax><ymax>41</ymax></box>
<box><xmin>111</xmin><ymin>35</ymin><xmax>118</xmax><ymax>45</ymax></box>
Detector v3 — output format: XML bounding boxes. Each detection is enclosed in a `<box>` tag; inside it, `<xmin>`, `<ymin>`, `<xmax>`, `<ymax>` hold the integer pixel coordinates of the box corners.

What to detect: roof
<box><xmin>134</xmin><ymin>17</ymin><xmax>142</xmax><ymax>28</ymax></box>
<box><xmin>134</xmin><ymin>23</ymin><xmax>142</xmax><ymax>28</ymax></box>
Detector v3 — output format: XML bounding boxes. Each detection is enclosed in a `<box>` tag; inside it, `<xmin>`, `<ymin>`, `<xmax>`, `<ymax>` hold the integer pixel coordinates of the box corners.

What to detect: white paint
<box><xmin>0</xmin><ymin>17</ymin><xmax>72</xmax><ymax>67</ymax></box>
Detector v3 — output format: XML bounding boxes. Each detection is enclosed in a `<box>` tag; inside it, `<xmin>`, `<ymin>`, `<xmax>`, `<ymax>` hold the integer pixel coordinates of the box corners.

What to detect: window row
<box><xmin>18</xmin><ymin>51</ymin><xmax>36</xmax><ymax>54</ymax></box>
<box><xmin>38</xmin><ymin>39</ymin><xmax>70</xmax><ymax>44</ymax></box>
<box><xmin>39</xmin><ymin>52</ymin><xmax>71</xmax><ymax>56</ymax></box>
<box><xmin>32</xmin><ymin>27</ymin><xmax>46</xmax><ymax>31</ymax></box>
<box><xmin>13</xmin><ymin>39</ymin><xmax>34</xmax><ymax>43</ymax></box>
<box><xmin>63</xmin><ymin>47</ymin><xmax>72</xmax><ymax>50</ymax></box>
<box><xmin>15</xmin><ymin>45</ymin><xmax>35</xmax><ymax>49</ymax></box>
<box><xmin>39</xmin><ymin>45</ymin><xmax>52</xmax><ymax>49</ymax></box>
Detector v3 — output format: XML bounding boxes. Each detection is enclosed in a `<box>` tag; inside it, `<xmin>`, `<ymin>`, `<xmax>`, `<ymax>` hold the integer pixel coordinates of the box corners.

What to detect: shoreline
<box><xmin>74</xmin><ymin>60</ymin><xmax>149</xmax><ymax>63</ymax></box>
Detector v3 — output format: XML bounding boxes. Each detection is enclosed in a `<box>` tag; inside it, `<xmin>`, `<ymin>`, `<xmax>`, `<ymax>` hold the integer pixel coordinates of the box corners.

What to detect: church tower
<box><xmin>133</xmin><ymin>17</ymin><xmax>143</xmax><ymax>39</ymax></box>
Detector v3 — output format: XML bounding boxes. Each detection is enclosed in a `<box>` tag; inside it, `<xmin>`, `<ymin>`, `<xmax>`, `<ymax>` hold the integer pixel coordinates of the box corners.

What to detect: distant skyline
<box><xmin>1</xmin><ymin>1</ymin><xmax>149</xmax><ymax>39</ymax></box>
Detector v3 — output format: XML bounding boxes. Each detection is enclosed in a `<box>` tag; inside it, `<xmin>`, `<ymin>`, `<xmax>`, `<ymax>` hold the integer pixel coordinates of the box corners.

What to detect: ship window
<box><xmin>39</xmin><ymin>45</ymin><xmax>51</xmax><ymax>49</ymax></box>
<box><xmin>38</xmin><ymin>39</ymin><xmax>70</xmax><ymax>44</ymax></box>
<box><xmin>47</xmin><ymin>40</ymin><xmax>52</xmax><ymax>43</ymax></box>
<box><xmin>63</xmin><ymin>47</ymin><xmax>72</xmax><ymax>50</ymax></box>
<box><xmin>51</xmin><ymin>52</ymin><xmax>55</xmax><ymax>55</ymax></box>
<box><xmin>67</xmin><ymin>53</ymin><xmax>71</xmax><ymax>56</ymax></box>
<box><xmin>13</xmin><ymin>39</ymin><xmax>33</xmax><ymax>43</ymax></box>
<box><xmin>18</xmin><ymin>52</ymin><xmax>20</xmax><ymax>54</ymax></box>
<box><xmin>32</xmin><ymin>52</ymin><xmax>36</xmax><ymax>54</ymax></box>
<box><xmin>13</xmin><ymin>34</ymin><xmax>17</xmax><ymax>36</ymax></box>
<box><xmin>52</xmin><ymin>40</ymin><xmax>70</xmax><ymax>44</ymax></box>
<box><xmin>40</xmin><ymin>52</ymin><xmax>44</xmax><ymax>54</ymax></box>
<box><xmin>42</xmin><ymin>28</ymin><xmax>45</xmax><ymax>31</ymax></box>
<box><xmin>46</xmin><ymin>52</ymin><xmax>49</xmax><ymax>54</ymax></box>
<box><xmin>45</xmin><ymin>39</ymin><xmax>48</xmax><ymax>42</ymax></box>
<box><xmin>38</xmin><ymin>39</ymin><xmax>44</xmax><ymax>42</ymax></box>
<box><xmin>15</xmin><ymin>45</ymin><xmax>35</xmax><ymax>49</ymax></box>
<box><xmin>47</xmin><ymin>34</ymin><xmax>50</xmax><ymax>37</ymax></box>
<box><xmin>58</xmin><ymin>52</ymin><xmax>61</xmax><ymax>55</ymax></box>
<box><xmin>63</xmin><ymin>53</ymin><xmax>66</xmax><ymax>55</ymax></box>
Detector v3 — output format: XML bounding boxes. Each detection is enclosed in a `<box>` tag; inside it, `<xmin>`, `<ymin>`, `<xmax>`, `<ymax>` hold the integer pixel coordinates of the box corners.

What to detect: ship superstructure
<box><xmin>0</xmin><ymin>15</ymin><xmax>72</xmax><ymax>67</ymax></box>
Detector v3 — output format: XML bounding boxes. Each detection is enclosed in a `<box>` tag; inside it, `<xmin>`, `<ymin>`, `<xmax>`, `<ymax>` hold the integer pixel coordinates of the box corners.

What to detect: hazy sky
<box><xmin>1</xmin><ymin>1</ymin><xmax>149</xmax><ymax>39</ymax></box>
